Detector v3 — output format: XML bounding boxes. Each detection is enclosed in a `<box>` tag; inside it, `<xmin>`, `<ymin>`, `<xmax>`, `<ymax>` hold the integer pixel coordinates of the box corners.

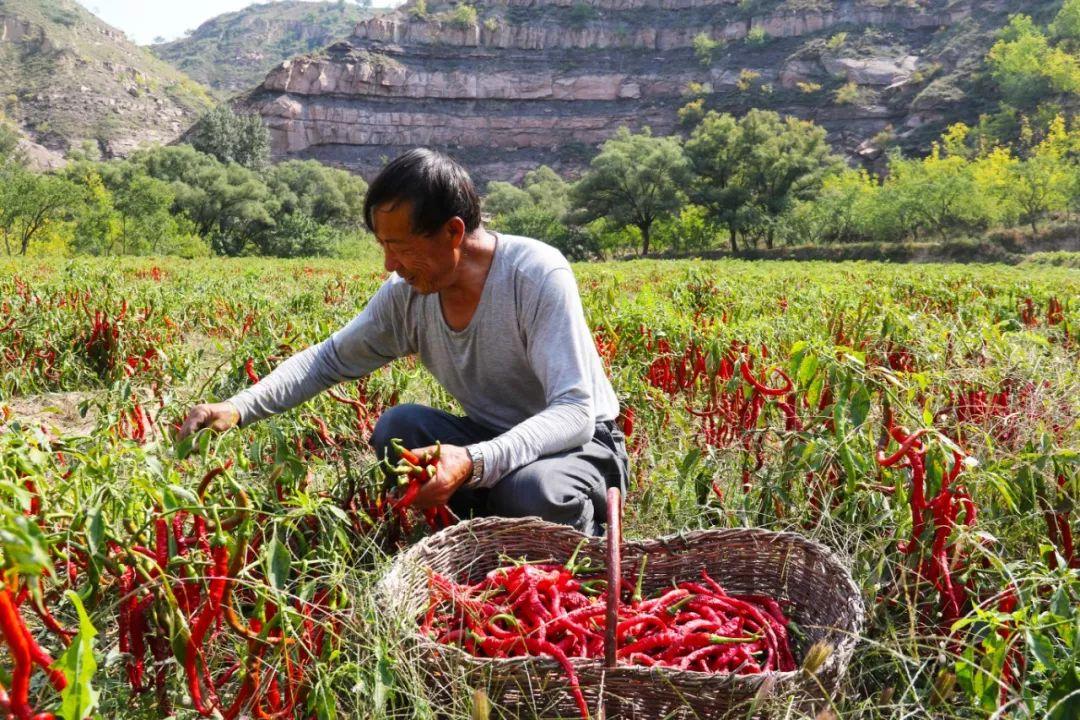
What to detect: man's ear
<box><xmin>445</xmin><ymin>216</ymin><xmax>466</xmax><ymax>248</ymax></box>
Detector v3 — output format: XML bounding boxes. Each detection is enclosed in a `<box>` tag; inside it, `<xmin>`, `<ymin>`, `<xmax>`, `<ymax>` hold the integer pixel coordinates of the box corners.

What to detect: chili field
<box><xmin>0</xmin><ymin>257</ymin><xmax>1078</xmax><ymax>719</ymax></box>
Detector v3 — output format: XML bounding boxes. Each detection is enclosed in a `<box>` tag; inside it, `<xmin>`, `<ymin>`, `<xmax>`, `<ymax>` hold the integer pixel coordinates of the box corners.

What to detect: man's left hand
<box><xmin>407</xmin><ymin>443</ymin><xmax>472</xmax><ymax>510</ymax></box>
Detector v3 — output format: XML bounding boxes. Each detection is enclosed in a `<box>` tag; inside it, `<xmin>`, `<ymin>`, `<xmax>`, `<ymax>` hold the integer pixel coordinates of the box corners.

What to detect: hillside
<box><xmin>0</xmin><ymin>0</ymin><xmax>214</xmax><ymax>164</ymax></box>
<box><xmin>238</xmin><ymin>0</ymin><xmax>1064</xmax><ymax>183</ymax></box>
<box><xmin>150</xmin><ymin>1</ymin><xmax>379</xmax><ymax>98</ymax></box>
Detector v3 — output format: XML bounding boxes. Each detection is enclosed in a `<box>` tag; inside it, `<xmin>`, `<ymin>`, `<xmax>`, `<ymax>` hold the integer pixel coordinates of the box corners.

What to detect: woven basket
<box><xmin>379</xmin><ymin>517</ymin><xmax>864</xmax><ymax>719</ymax></box>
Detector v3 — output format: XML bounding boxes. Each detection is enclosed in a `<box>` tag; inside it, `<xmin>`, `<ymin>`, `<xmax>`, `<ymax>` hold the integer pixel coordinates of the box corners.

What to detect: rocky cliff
<box><xmin>241</xmin><ymin>0</ymin><xmax>1034</xmax><ymax>183</ymax></box>
<box><xmin>0</xmin><ymin>0</ymin><xmax>213</xmax><ymax>165</ymax></box>
<box><xmin>150</xmin><ymin>1</ymin><xmax>378</xmax><ymax>98</ymax></box>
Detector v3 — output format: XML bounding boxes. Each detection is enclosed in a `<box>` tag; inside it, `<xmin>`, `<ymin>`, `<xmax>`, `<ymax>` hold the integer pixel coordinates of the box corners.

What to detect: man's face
<box><xmin>371</xmin><ymin>201</ymin><xmax>463</xmax><ymax>294</ymax></box>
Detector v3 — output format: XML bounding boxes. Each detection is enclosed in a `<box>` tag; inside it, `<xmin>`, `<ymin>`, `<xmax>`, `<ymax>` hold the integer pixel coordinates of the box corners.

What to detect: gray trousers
<box><xmin>369</xmin><ymin>403</ymin><xmax>629</xmax><ymax>536</ymax></box>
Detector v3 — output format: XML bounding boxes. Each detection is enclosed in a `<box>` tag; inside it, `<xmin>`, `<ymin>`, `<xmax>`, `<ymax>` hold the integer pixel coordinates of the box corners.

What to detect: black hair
<box><xmin>363</xmin><ymin>148</ymin><xmax>482</xmax><ymax>236</ymax></box>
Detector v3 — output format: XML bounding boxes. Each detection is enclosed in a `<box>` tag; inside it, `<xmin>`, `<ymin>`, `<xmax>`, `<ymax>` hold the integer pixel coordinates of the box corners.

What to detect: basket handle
<box><xmin>604</xmin><ymin>485</ymin><xmax>621</xmax><ymax>670</ymax></box>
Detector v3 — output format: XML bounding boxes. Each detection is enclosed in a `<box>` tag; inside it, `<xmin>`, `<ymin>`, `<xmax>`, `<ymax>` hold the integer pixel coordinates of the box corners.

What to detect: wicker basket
<box><xmin>379</xmin><ymin>517</ymin><xmax>864</xmax><ymax>719</ymax></box>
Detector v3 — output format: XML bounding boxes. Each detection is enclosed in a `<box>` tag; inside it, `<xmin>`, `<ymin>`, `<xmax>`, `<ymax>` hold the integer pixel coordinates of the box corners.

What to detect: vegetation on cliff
<box><xmin>150</xmin><ymin>1</ymin><xmax>378</xmax><ymax>97</ymax></box>
<box><xmin>0</xmin><ymin>0</ymin><xmax>213</xmax><ymax>159</ymax></box>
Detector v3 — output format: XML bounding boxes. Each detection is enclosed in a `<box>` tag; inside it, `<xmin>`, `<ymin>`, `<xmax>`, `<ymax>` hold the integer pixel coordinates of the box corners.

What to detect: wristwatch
<box><xmin>465</xmin><ymin>445</ymin><xmax>485</xmax><ymax>488</ymax></box>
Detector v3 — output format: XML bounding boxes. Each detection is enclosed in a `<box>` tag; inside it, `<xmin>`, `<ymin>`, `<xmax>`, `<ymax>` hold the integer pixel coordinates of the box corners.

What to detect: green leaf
<box><xmin>165</xmin><ymin>484</ymin><xmax>200</xmax><ymax>509</ymax></box>
<box><xmin>796</xmin><ymin>352</ymin><xmax>818</xmax><ymax>388</ymax></box>
<box><xmin>265</xmin><ymin>536</ymin><xmax>291</xmax><ymax>591</ymax></box>
<box><xmin>848</xmin><ymin>384</ymin><xmax>871</xmax><ymax>428</ymax></box>
<box><xmin>1051</xmin><ymin>586</ymin><xmax>1072</xmax><ymax>617</ymax></box>
<box><xmin>1026</xmin><ymin>629</ymin><xmax>1056</xmax><ymax>670</ymax></box>
<box><xmin>57</xmin><ymin>591</ymin><xmax>99</xmax><ymax>720</ymax></box>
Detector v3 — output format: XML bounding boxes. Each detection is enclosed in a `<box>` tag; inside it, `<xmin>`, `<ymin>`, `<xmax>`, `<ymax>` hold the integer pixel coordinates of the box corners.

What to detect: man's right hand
<box><xmin>177</xmin><ymin>402</ymin><xmax>241</xmax><ymax>441</ymax></box>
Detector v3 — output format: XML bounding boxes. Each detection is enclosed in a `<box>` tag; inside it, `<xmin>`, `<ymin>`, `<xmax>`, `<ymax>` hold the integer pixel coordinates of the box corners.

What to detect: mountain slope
<box><xmin>150</xmin><ymin>1</ymin><xmax>379</xmax><ymax>97</ymax></box>
<box><xmin>0</xmin><ymin>0</ymin><xmax>214</xmax><ymax>161</ymax></box>
<box><xmin>237</xmin><ymin>0</ymin><xmax>1058</xmax><ymax>183</ymax></box>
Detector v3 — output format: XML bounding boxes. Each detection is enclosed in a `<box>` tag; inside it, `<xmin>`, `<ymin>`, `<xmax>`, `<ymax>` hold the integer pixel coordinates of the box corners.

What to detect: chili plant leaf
<box><xmin>266</xmin><ymin>535</ymin><xmax>291</xmax><ymax>591</ymax></box>
<box><xmin>57</xmin><ymin>590</ymin><xmax>99</xmax><ymax>720</ymax></box>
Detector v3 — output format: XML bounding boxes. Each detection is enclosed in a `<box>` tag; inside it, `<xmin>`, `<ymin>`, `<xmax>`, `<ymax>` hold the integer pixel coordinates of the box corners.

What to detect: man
<box><xmin>179</xmin><ymin>149</ymin><xmax>627</xmax><ymax>535</ymax></box>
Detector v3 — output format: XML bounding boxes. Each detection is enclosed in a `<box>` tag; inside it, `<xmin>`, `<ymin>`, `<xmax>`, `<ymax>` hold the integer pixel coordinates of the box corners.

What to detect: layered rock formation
<box><xmin>241</xmin><ymin>0</ymin><xmax>1025</xmax><ymax>183</ymax></box>
<box><xmin>150</xmin><ymin>1</ymin><xmax>377</xmax><ymax>97</ymax></box>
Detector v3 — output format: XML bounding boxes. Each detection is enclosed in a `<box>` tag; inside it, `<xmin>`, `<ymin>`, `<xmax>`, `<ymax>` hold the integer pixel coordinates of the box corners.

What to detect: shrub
<box><xmin>449</xmin><ymin>4</ymin><xmax>478</xmax><ymax>28</ymax></box>
<box><xmin>736</xmin><ymin>69</ymin><xmax>761</xmax><ymax>91</ymax></box>
<box><xmin>746</xmin><ymin>27</ymin><xmax>768</xmax><ymax>46</ymax></box>
<box><xmin>408</xmin><ymin>0</ymin><xmax>428</xmax><ymax>19</ymax></box>
<box><xmin>834</xmin><ymin>82</ymin><xmax>861</xmax><ymax>105</ymax></box>
<box><xmin>684</xmin><ymin>81</ymin><xmax>709</xmax><ymax>98</ymax></box>
<box><xmin>826</xmin><ymin>32</ymin><xmax>847</xmax><ymax>50</ymax></box>
<box><xmin>693</xmin><ymin>33</ymin><xmax>722</xmax><ymax>67</ymax></box>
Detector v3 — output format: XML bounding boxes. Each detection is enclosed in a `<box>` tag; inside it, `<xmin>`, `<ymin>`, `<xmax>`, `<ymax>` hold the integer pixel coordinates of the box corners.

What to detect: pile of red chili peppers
<box><xmin>421</xmin><ymin>556</ymin><xmax>796</xmax><ymax>720</ymax></box>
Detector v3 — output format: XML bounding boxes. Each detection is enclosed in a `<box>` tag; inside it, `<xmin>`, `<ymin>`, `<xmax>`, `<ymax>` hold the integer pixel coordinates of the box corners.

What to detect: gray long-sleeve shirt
<box><xmin>227</xmin><ymin>233</ymin><xmax>620</xmax><ymax>488</ymax></box>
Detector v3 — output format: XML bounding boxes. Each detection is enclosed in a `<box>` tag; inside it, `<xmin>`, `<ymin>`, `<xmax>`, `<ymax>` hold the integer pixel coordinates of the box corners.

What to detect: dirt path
<box><xmin>6</xmin><ymin>391</ymin><xmax>97</xmax><ymax>435</ymax></box>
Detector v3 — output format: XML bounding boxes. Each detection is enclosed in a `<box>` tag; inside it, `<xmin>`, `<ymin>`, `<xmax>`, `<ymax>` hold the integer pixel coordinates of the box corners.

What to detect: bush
<box><xmin>449</xmin><ymin>4</ymin><xmax>478</xmax><ymax>28</ymax></box>
<box><xmin>826</xmin><ymin>32</ymin><xmax>847</xmax><ymax>50</ymax></box>
<box><xmin>745</xmin><ymin>27</ymin><xmax>768</xmax><ymax>46</ymax></box>
<box><xmin>693</xmin><ymin>33</ymin><xmax>722</xmax><ymax>67</ymax></box>
<box><xmin>736</xmin><ymin>69</ymin><xmax>761</xmax><ymax>91</ymax></box>
<box><xmin>408</xmin><ymin>0</ymin><xmax>428</xmax><ymax>19</ymax></box>
<box><xmin>834</xmin><ymin>82</ymin><xmax>861</xmax><ymax>105</ymax></box>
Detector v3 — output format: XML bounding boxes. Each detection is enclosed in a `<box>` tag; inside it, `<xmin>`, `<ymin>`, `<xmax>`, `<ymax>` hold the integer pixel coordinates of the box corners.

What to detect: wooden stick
<box><xmin>604</xmin><ymin>485</ymin><xmax>622</xmax><ymax>670</ymax></box>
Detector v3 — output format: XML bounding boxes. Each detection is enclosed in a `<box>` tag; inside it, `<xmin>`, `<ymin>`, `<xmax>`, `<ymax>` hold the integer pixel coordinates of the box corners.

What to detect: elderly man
<box><xmin>179</xmin><ymin>149</ymin><xmax>628</xmax><ymax>535</ymax></box>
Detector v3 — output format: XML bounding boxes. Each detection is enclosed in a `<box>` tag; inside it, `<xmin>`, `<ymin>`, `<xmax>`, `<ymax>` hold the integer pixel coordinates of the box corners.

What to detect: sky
<box><xmin>74</xmin><ymin>0</ymin><xmax>402</xmax><ymax>45</ymax></box>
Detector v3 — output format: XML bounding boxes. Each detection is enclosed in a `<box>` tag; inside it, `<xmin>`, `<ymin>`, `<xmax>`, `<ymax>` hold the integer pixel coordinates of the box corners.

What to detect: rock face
<box><xmin>150</xmin><ymin>1</ymin><xmax>378</xmax><ymax>97</ymax></box>
<box><xmin>0</xmin><ymin>0</ymin><xmax>213</xmax><ymax>160</ymax></box>
<box><xmin>241</xmin><ymin>0</ymin><xmax>1027</xmax><ymax>183</ymax></box>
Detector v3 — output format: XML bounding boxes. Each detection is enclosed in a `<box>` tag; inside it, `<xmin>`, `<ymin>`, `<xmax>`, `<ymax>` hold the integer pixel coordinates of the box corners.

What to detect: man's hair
<box><xmin>363</xmin><ymin>148</ymin><xmax>482</xmax><ymax>236</ymax></box>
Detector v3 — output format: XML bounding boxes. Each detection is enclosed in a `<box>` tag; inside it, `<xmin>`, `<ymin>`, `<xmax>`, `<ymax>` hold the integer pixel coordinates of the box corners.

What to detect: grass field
<box><xmin>1</xmin><ymin>257</ymin><xmax>1078</xmax><ymax>719</ymax></box>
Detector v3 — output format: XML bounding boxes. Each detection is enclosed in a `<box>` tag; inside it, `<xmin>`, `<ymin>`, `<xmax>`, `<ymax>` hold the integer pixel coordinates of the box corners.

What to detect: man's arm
<box><xmin>466</xmin><ymin>266</ymin><xmax>598</xmax><ymax>488</ymax></box>
<box><xmin>180</xmin><ymin>281</ymin><xmax>413</xmax><ymax>436</ymax></box>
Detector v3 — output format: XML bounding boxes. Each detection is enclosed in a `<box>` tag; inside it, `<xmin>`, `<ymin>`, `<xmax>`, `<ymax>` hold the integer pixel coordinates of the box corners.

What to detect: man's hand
<box><xmin>409</xmin><ymin>444</ymin><xmax>472</xmax><ymax>510</ymax></box>
<box><xmin>178</xmin><ymin>402</ymin><xmax>241</xmax><ymax>441</ymax></box>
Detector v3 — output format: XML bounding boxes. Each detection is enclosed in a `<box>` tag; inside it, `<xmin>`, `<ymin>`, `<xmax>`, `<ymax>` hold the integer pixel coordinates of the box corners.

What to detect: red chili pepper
<box><xmin>244</xmin><ymin>358</ymin><xmax>259</xmax><ymax>384</ymax></box>
<box><xmin>0</xmin><ymin>588</ymin><xmax>34</xmax><ymax>720</ymax></box>
<box><xmin>739</xmin><ymin>361</ymin><xmax>793</xmax><ymax>397</ymax></box>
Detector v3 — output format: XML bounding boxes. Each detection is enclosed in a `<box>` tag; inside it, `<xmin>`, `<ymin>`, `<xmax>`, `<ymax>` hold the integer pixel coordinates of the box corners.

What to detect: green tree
<box><xmin>259</xmin><ymin>212</ymin><xmax>341</xmax><ymax>257</ymax></box>
<box><xmin>484</xmin><ymin>182</ymin><xmax>531</xmax><ymax>218</ymax></box>
<box><xmin>686</xmin><ymin>109</ymin><xmax>838</xmax><ymax>250</ymax></box>
<box><xmin>1051</xmin><ymin>0</ymin><xmax>1080</xmax><ymax>46</ymax></box>
<box><xmin>485</xmin><ymin>167</ymin><xmax>583</xmax><ymax>255</ymax></box>
<box><xmin>783</xmin><ymin>168</ymin><xmax>880</xmax><ymax>244</ymax></box>
<box><xmin>189</xmin><ymin>105</ymin><xmax>271</xmax><ymax>170</ymax></box>
<box><xmin>265</xmin><ymin>160</ymin><xmax>367</xmax><ymax>228</ymax></box>
<box><xmin>131</xmin><ymin>145</ymin><xmax>278</xmax><ymax>256</ymax></box>
<box><xmin>1006</xmin><ymin>116</ymin><xmax>1073</xmax><ymax>236</ymax></box>
<box><xmin>736</xmin><ymin>110</ymin><xmax>840</xmax><ymax>248</ymax></box>
<box><xmin>988</xmin><ymin>15</ymin><xmax>1080</xmax><ymax>107</ymax></box>
<box><xmin>685</xmin><ymin>112</ymin><xmax>751</xmax><ymax>252</ymax></box>
<box><xmin>885</xmin><ymin>145</ymin><xmax>982</xmax><ymax>240</ymax></box>
<box><xmin>0</xmin><ymin>168</ymin><xmax>80</xmax><ymax>255</ymax></box>
<box><xmin>570</xmin><ymin>128</ymin><xmax>691</xmax><ymax>256</ymax></box>
<box><xmin>486</xmin><ymin>165</ymin><xmax>571</xmax><ymax>217</ymax></box>
<box><xmin>112</xmin><ymin>175</ymin><xmax>178</xmax><ymax>254</ymax></box>
<box><xmin>65</xmin><ymin>165</ymin><xmax>121</xmax><ymax>255</ymax></box>
<box><xmin>652</xmin><ymin>204</ymin><xmax>718</xmax><ymax>253</ymax></box>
